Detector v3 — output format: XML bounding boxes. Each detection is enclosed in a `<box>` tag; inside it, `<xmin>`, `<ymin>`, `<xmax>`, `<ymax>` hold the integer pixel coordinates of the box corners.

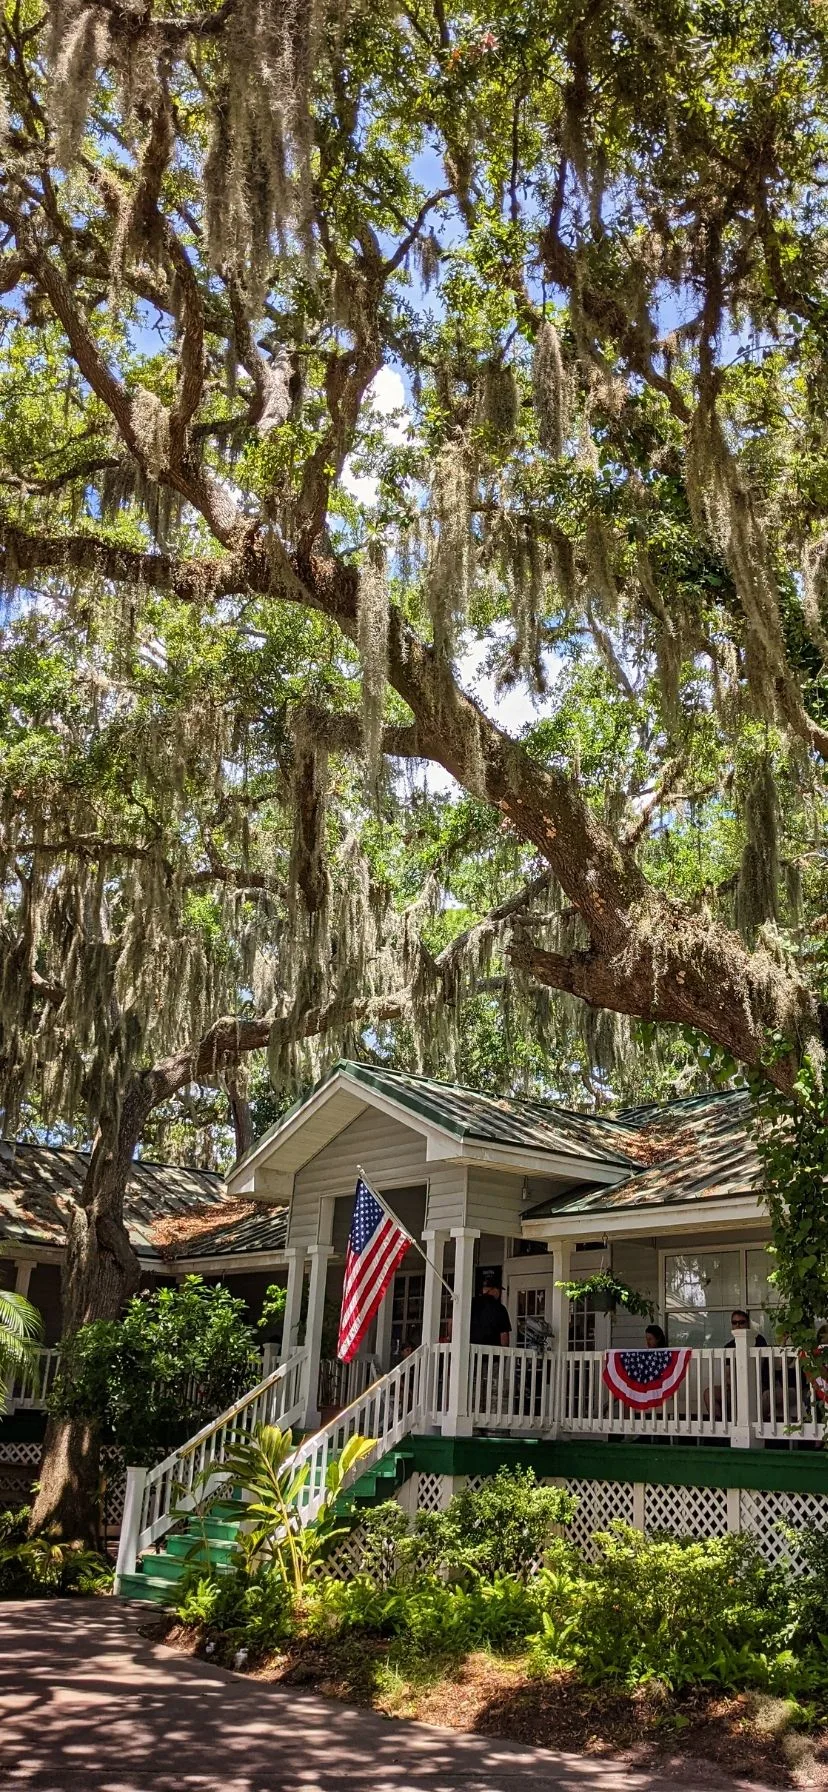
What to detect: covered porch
<box><xmin>275</xmin><ymin>1214</ymin><xmax>825</xmax><ymax>1450</ymax></box>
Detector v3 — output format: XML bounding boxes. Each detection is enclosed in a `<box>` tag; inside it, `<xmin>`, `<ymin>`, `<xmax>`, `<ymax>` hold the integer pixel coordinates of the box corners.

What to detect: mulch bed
<box><xmin>154</xmin><ymin>1621</ymin><xmax>828</xmax><ymax>1789</ymax></box>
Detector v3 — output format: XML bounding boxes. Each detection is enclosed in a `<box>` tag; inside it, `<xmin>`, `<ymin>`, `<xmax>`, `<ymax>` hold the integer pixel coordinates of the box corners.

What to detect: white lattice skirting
<box><xmin>0</xmin><ymin>1442</ymin><xmax>125</xmax><ymax>1537</ymax></box>
<box><xmin>348</xmin><ymin>1471</ymin><xmax>828</xmax><ymax>1570</ymax></box>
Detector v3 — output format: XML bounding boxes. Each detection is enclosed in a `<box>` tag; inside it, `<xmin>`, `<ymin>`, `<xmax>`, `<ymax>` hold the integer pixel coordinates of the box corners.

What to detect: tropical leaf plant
<box><xmin>222</xmin><ymin>1424</ymin><xmax>375</xmax><ymax>1594</ymax></box>
<box><xmin>0</xmin><ymin>1291</ymin><xmax>43</xmax><ymax>1400</ymax></box>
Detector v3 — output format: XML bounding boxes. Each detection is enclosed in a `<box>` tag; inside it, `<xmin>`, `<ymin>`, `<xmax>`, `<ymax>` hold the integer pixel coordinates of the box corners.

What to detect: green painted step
<box><xmin>161</xmin><ymin>1537</ymin><xmax>237</xmax><ymax>1569</ymax></box>
<box><xmin>117</xmin><ymin>1445</ymin><xmax>415</xmax><ymax>1606</ymax></box>
<box><xmin>117</xmin><ymin>1569</ymin><xmax>181</xmax><ymax>1607</ymax></box>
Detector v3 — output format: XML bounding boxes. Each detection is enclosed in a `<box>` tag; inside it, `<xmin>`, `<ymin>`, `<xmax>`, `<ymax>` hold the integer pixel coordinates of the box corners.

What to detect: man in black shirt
<box><xmin>470</xmin><ymin>1274</ymin><xmax>512</xmax><ymax>1347</ymax></box>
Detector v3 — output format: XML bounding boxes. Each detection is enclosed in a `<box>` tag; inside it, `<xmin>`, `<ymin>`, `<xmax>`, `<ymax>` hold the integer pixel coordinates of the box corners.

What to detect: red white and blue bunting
<box><xmin>802</xmin><ymin>1349</ymin><xmax>828</xmax><ymax>1407</ymax></box>
<box><xmin>602</xmin><ymin>1347</ymin><xmax>693</xmax><ymax>1411</ymax></box>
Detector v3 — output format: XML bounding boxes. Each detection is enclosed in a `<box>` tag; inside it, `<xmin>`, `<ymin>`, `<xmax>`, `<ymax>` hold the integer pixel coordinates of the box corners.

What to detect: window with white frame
<box><xmin>664</xmin><ymin>1245</ymin><xmax>779</xmax><ymax>1347</ymax></box>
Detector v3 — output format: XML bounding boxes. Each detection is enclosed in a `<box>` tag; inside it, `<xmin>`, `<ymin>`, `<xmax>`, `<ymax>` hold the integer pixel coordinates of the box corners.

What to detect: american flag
<box><xmin>337</xmin><ymin>1176</ymin><xmax>412</xmax><ymax>1363</ymax></box>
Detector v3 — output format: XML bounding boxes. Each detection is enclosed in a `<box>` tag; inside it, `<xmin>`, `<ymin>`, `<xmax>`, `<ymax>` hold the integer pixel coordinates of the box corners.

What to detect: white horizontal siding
<box><xmin>425</xmin><ymin>1163</ymin><xmax>466</xmax><ymax>1232</ymax></box>
<box><xmin>466</xmin><ymin>1168</ymin><xmax>526</xmax><ymax>1239</ymax></box>
<box><xmin>288</xmin><ymin>1108</ymin><xmax>465</xmax><ymax>1249</ymax></box>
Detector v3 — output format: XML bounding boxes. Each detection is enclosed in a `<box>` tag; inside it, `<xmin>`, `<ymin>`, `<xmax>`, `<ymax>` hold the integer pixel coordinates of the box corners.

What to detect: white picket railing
<box><xmin>5</xmin><ymin>1344</ymin><xmax>61</xmax><ymax>1412</ymax></box>
<box><xmin>557</xmin><ymin>1346</ymin><xmax>737</xmax><ymax>1439</ymax></box>
<box><xmin>115</xmin><ymin>1348</ymin><xmax>310</xmax><ymax>1586</ymax></box>
<box><xmin>431</xmin><ymin>1341</ymin><xmax>452</xmax><ymax>1420</ymax></box>
<box><xmin>468</xmin><ymin>1345</ymin><xmax>556</xmax><ymax>1432</ymax></box>
<box><xmin>753</xmin><ymin>1346</ymin><xmax>827</xmax><ymax>1442</ymax></box>
<box><xmin>289</xmin><ymin>1344</ymin><xmax>428</xmax><ymax>1527</ymax></box>
<box><xmin>317</xmin><ymin>1354</ymin><xmax>382</xmax><ymax>1412</ymax></box>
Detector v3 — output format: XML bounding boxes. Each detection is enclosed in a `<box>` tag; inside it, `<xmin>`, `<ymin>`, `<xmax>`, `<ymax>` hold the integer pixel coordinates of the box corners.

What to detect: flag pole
<box><xmin>356</xmin><ymin>1165</ymin><xmax>456</xmax><ymax>1304</ymax></box>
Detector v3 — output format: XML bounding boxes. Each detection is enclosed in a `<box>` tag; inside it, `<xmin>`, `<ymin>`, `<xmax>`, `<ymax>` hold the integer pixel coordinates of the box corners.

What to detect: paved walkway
<box><xmin>0</xmin><ymin>1601</ymin><xmax>776</xmax><ymax>1792</ymax></box>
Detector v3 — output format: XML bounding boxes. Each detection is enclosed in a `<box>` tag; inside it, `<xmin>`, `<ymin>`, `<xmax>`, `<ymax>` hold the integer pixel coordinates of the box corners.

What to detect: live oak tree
<box><xmin>4</xmin><ymin>0</ymin><xmax>828</xmax><ymax>1532</ymax></box>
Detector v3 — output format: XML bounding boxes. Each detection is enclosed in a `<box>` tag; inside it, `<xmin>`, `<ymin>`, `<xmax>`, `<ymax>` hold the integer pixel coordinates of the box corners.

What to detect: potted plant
<box><xmin>557</xmin><ymin>1270</ymin><xmax>654</xmax><ymax>1319</ymax></box>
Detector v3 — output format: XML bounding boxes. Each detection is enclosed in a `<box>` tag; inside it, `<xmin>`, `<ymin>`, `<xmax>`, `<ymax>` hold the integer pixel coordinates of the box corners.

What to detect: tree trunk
<box><xmin>30</xmin><ymin>1082</ymin><xmax>152</xmax><ymax>1544</ymax></box>
<box><xmin>226</xmin><ymin>1074</ymin><xmax>254</xmax><ymax>1162</ymax></box>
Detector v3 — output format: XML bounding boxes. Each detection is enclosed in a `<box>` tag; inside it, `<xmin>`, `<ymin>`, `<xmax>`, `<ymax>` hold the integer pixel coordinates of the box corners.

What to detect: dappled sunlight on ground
<box><xmin>0</xmin><ymin>1600</ymin><xmax>798</xmax><ymax>1792</ymax></box>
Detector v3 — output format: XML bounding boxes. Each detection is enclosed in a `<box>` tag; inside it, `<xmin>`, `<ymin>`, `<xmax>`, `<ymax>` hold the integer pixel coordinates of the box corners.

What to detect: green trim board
<box><xmin>407</xmin><ymin>1434</ymin><xmax>828</xmax><ymax>1495</ymax></box>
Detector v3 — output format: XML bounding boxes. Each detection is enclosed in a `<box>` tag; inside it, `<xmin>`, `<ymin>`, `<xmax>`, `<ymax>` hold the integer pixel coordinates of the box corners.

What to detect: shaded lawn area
<box><xmin>158</xmin><ymin>1623</ymin><xmax>828</xmax><ymax>1791</ymax></box>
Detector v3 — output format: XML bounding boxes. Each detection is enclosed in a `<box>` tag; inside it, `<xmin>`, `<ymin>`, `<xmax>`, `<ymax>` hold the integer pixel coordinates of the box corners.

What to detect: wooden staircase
<box><xmin>117</xmin><ymin>1447</ymin><xmax>414</xmax><ymax>1606</ymax></box>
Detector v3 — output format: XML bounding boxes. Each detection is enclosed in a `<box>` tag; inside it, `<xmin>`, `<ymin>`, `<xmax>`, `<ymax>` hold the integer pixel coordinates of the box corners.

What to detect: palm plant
<box><xmin>223</xmin><ymin>1424</ymin><xmax>375</xmax><ymax>1594</ymax></box>
<box><xmin>0</xmin><ymin>1290</ymin><xmax>43</xmax><ymax>1400</ymax></box>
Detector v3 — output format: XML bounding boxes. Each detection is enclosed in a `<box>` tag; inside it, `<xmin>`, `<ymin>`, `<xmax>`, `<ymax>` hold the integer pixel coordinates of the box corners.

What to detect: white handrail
<box><xmin>753</xmin><ymin>1345</ymin><xmax>827</xmax><ymax>1442</ymax></box>
<box><xmin>289</xmin><ymin>1344</ymin><xmax>427</xmax><ymax>1527</ymax></box>
<box><xmin>5</xmin><ymin>1344</ymin><xmax>61</xmax><ymax>1412</ymax></box>
<box><xmin>115</xmin><ymin>1347</ymin><xmax>310</xmax><ymax>1586</ymax></box>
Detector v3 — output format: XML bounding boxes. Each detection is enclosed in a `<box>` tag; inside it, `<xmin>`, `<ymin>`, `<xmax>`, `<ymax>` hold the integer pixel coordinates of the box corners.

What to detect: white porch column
<box><xmin>303</xmin><ymin>1242</ymin><xmax>334</xmax><ymax>1430</ymax></box>
<box><xmin>374</xmin><ymin>1282</ymin><xmax>395</xmax><ymax>1373</ymax></box>
<box><xmin>731</xmin><ymin>1325</ymin><xmax>753</xmax><ymax>1449</ymax></box>
<box><xmin>281</xmin><ymin>1247</ymin><xmax>306</xmax><ymax>1357</ymax></box>
<box><xmin>548</xmin><ymin>1239</ymin><xmax>570</xmax><ymax>1437</ymax></box>
<box><xmin>421</xmin><ymin>1229</ymin><xmax>448</xmax><ymax>1428</ymax></box>
<box><xmin>443</xmin><ymin>1226</ymin><xmax>479</xmax><ymax>1438</ymax></box>
<box><xmin>14</xmin><ymin>1261</ymin><xmax>32</xmax><ymax>1300</ymax></box>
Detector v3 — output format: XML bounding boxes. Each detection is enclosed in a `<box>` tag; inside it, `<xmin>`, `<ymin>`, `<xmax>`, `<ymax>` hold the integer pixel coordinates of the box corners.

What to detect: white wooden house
<box><xmin>111</xmin><ymin>1060</ymin><xmax>828</xmax><ymax>1595</ymax></box>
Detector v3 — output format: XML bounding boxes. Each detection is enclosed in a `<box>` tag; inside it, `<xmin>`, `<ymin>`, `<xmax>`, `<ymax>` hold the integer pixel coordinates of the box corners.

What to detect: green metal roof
<box><xmin>238</xmin><ymin>1058</ymin><xmax>646</xmax><ymax>1171</ymax></box>
<box><xmin>0</xmin><ymin>1144</ymin><xmax>285</xmax><ymax>1261</ymax></box>
<box><xmin>524</xmin><ymin>1089</ymin><xmax>760</xmax><ymax>1217</ymax></box>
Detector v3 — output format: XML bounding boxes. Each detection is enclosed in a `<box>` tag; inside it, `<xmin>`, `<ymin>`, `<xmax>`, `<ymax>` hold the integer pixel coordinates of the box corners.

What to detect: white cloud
<box><xmin>342</xmin><ymin>367</ymin><xmax>409</xmax><ymax>507</ymax></box>
<box><xmin>401</xmin><ymin>632</ymin><xmax>561</xmax><ymax>799</ymax></box>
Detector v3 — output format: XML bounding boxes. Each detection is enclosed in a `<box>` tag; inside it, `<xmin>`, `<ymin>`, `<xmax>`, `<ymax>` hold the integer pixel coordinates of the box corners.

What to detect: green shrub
<box><xmin>305</xmin><ymin>1570</ymin><xmax>544</xmax><ymax>1658</ymax></box>
<box><xmin>220</xmin><ymin>1424</ymin><xmax>374</xmax><ymax>1593</ymax></box>
<box><xmin>0</xmin><ymin>1507</ymin><xmax>113</xmax><ymax>1599</ymax></box>
<box><xmin>788</xmin><ymin>1523</ymin><xmax>828</xmax><ymax>1648</ymax></box>
<box><xmin>358</xmin><ymin>1468</ymin><xmax>576</xmax><ymax>1586</ymax></box>
<box><xmin>176</xmin><ymin>1564</ymin><xmax>293</xmax><ymax>1663</ymax></box>
<box><xmin>530</xmin><ymin>1524</ymin><xmax>791</xmax><ymax>1691</ymax></box>
<box><xmin>50</xmin><ymin>1276</ymin><xmax>260</xmax><ymax>1463</ymax></box>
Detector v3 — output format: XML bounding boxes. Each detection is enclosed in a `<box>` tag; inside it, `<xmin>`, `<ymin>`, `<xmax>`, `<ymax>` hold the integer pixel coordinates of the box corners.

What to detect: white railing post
<box><xmin>731</xmin><ymin>1329</ymin><xmax>752</xmax><ymax>1447</ymax></box>
<box><xmin>444</xmin><ymin>1227</ymin><xmax>478</xmax><ymax>1437</ymax></box>
<box><xmin>421</xmin><ymin>1229</ymin><xmax>448</xmax><ymax>1429</ymax></box>
<box><xmin>281</xmin><ymin>1246</ymin><xmax>306</xmax><ymax>1357</ymax></box>
<box><xmin>115</xmin><ymin>1465</ymin><xmax>148</xmax><ymax>1587</ymax></box>
<box><xmin>547</xmin><ymin>1239</ymin><xmax>570</xmax><ymax>1438</ymax></box>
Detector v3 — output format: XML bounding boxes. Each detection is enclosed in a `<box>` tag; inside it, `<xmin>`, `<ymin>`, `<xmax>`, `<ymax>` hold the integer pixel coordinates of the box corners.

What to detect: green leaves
<box><xmin>49</xmin><ymin>1277</ymin><xmax>259</xmax><ymax>1463</ymax></box>
<box><xmin>558</xmin><ymin>1272</ymin><xmax>655</xmax><ymax>1320</ymax></box>
<box><xmin>0</xmin><ymin>1290</ymin><xmax>43</xmax><ymax>1401</ymax></box>
<box><xmin>220</xmin><ymin>1423</ymin><xmax>375</xmax><ymax>1595</ymax></box>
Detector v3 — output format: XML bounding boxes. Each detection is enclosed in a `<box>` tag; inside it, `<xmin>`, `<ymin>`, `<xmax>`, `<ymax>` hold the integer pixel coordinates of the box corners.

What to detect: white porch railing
<box><xmin>556</xmin><ymin>1346</ymin><xmax>737</xmax><ymax>1440</ymax></box>
<box><xmin>290</xmin><ymin>1344</ymin><xmax>427</xmax><ymax>1526</ymax></box>
<box><xmin>753</xmin><ymin>1346</ymin><xmax>827</xmax><ymax>1443</ymax></box>
<box><xmin>115</xmin><ymin>1348</ymin><xmax>310</xmax><ymax>1586</ymax></box>
<box><xmin>468</xmin><ymin>1345</ymin><xmax>556</xmax><ymax>1432</ymax></box>
<box><xmin>5</xmin><ymin>1345</ymin><xmax>61</xmax><ymax>1412</ymax></box>
<box><xmin>317</xmin><ymin>1354</ymin><xmax>381</xmax><ymax>1411</ymax></box>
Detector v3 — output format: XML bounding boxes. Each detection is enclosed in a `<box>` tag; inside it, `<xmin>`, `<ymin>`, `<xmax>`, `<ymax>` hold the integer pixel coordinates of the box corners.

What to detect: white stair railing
<box><xmin>115</xmin><ymin>1348</ymin><xmax>310</xmax><ymax>1587</ymax></box>
<box><xmin>290</xmin><ymin>1344</ymin><xmax>427</xmax><ymax>1527</ymax></box>
<box><xmin>5</xmin><ymin>1344</ymin><xmax>61</xmax><ymax>1413</ymax></box>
